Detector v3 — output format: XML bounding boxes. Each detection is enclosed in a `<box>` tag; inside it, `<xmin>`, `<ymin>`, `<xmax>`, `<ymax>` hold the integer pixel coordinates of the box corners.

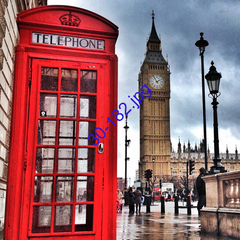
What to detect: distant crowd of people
<box><xmin>117</xmin><ymin>187</ymin><xmax>142</xmax><ymax>214</ymax></box>
<box><xmin>128</xmin><ymin>187</ymin><xmax>142</xmax><ymax>214</ymax></box>
<box><xmin>173</xmin><ymin>168</ymin><xmax>206</xmax><ymax>216</ymax></box>
<box><xmin>117</xmin><ymin>167</ymin><xmax>206</xmax><ymax>216</ymax></box>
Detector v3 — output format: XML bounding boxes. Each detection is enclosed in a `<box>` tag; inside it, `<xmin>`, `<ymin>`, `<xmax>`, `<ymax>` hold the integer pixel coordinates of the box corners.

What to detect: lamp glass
<box><xmin>207</xmin><ymin>78</ymin><xmax>220</xmax><ymax>94</ymax></box>
<box><xmin>199</xmin><ymin>46</ymin><xmax>205</xmax><ymax>53</ymax></box>
<box><xmin>205</xmin><ymin>62</ymin><xmax>221</xmax><ymax>96</ymax></box>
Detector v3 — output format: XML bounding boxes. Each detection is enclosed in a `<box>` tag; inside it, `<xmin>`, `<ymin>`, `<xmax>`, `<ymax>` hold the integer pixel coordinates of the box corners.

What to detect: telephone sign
<box><xmin>32</xmin><ymin>32</ymin><xmax>105</xmax><ymax>50</ymax></box>
<box><xmin>4</xmin><ymin>5</ymin><xmax>118</xmax><ymax>240</ymax></box>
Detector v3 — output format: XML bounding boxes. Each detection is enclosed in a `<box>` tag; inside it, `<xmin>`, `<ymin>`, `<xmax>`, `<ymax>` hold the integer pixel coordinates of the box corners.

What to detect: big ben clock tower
<box><xmin>139</xmin><ymin>11</ymin><xmax>171</xmax><ymax>180</ymax></box>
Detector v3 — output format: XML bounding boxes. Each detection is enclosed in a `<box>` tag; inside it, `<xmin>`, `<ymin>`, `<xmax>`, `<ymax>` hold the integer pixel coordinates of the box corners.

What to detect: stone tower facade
<box><xmin>138</xmin><ymin>11</ymin><xmax>171</xmax><ymax>181</ymax></box>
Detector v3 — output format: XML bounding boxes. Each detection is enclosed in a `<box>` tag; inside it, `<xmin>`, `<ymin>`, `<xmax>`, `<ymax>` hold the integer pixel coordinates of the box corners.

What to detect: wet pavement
<box><xmin>117</xmin><ymin>202</ymin><xmax>231</xmax><ymax>240</ymax></box>
<box><xmin>0</xmin><ymin>202</ymin><xmax>233</xmax><ymax>240</ymax></box>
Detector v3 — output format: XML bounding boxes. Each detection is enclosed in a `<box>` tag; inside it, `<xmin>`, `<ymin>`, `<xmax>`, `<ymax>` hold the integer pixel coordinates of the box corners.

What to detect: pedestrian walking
<box><xmin>196</xmin><ymin>167</ymin><xmax>206</xmax><ymax>216</ymax></box>
<box><xmin>128</xmin><ymin>187</ymin><xmax>134</xmax><ymax>214</ymax></box>
<box><xmin>134</xmin><ymin>188</ymin><xmax>142</xmax><ymax>213</ymax></box>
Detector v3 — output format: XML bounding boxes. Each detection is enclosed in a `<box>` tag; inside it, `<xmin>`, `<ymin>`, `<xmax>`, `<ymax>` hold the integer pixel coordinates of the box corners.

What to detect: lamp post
<box><xmin>205</xmin><ymin>61</ymin><xmax>226</xmax><ymax>174</ymax></box>
<box><xmin>123</xmin><ymin>115</ymin><xmax>130</xmax><ymax>205</ymax></box>
<box><xmin>195</xmin><ymin>32</ymin><xmax>209</xmax><ymax>172</ymax></box>
<box><xmin>124</xmin><ymin>115</ymin><xmax>130</xmax><ymax>189</ymax></box>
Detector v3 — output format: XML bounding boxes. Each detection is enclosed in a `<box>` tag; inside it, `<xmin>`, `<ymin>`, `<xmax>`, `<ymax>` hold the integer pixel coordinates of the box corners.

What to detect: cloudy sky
<box><xmin>49</xmin><ymin>0</ymin><xmax>240</xmax><ymax>184</ymax></box>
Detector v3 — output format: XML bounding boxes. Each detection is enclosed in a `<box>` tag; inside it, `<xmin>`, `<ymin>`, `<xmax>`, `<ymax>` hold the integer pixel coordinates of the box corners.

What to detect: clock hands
<box><xmin>153</xmin><ymin>75</ymin><xmax>160</xmax><ymax>84</ymax></box>
<box><xmin>150</xmin><ymin>75</ymin><xmax>164</xmax><ymax>89</ymax></box>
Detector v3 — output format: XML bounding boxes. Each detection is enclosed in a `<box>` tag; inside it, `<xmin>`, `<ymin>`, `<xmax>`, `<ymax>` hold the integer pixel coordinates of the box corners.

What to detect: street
<box><xmin>117</xmin><ymin>201</ymin><xmax>230</xmax><ymax>240</ymax></box>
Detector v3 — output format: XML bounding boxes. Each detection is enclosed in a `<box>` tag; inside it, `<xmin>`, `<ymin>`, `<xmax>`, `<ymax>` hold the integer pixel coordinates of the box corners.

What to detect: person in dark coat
<box><xmin>128</xmin><ymin>187</ymin><xmax>134</xmax><ymax>214</ymax></box>
<box><xmin>134</xmin><ymin>188</ymin><xmax>142</xmax><ymax>213</ymax></box>
<box><xmin>196</xmin><ymin>167</ymin><xmax>206</xmax><ymax>216</ymax></box>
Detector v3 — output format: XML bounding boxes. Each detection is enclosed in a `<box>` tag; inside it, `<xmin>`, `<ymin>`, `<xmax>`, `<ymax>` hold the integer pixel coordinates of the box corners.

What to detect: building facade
<box><xmin>140</xmin><ymin>138</ymin><xmax>240</xmax><ymax>191</ymax></box>
<box><xmin>138</xmin><ymin>11</ymin><xmax>171</xmax><ymax>181</ymax></box>
<box><xmin>138</xmin><ymin>12</ymin><xmax>240</xmax><ymax>185</ymax></box>
<box><xmin>117</xmin><ymin>177</ymin><xmax>125</xmax><ymax>191</ymax></box>
<box><xmin>0</xmin><ymin>0</ymin><xmax>47</xmax><ymax>229</ymax></box>
<box><xmin>171</xmin><ymin>140</ymin><xmax>240</xmax><ymax>178</ymax></box>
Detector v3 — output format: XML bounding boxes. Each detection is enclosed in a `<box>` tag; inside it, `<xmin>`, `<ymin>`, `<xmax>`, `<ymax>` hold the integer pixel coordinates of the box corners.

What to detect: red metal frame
<box><xmin>4</xmin><ymin>5</ymin><xmax>118</xmax><ymax>240</ymax></box>
<box><xmin>28</xmin><ymin>60</ymin><xmax>101</xmax><ymax>236</ymax></box>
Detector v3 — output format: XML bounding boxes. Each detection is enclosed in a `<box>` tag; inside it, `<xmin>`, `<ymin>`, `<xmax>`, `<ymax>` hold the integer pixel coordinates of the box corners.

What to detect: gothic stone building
<box><xmin>171</xmin><ymin>140</ymin><xmax>240</xmax><ymax>179</ymax></box>
<box><xmin>138</xmin><ymin>12</ymin><xmax>240</xmax><ymax>184</ymax></box>
<box><xmin>138</xmin><ymin>11</ymin><xmax>171</xmax><ymax>181</ymax></box>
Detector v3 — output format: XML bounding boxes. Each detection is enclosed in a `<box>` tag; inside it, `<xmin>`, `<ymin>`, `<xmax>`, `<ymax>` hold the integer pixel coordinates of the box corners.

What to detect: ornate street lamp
<box><xmin>195</xmin><ymin>32</ymin><xmax>209</xmax><ymax>172</ymax></box>
<box><xmin>205</xmin><ymin>61</ymin><xmax>226</xmax><ymax>174</ymax></box>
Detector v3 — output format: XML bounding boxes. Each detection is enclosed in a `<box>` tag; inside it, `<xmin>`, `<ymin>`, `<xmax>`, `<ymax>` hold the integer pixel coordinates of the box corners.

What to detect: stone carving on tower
<box><xmin>138</xmin><ymin>11</ymin><xmax>171</xmax><ymax>181</ymax></box>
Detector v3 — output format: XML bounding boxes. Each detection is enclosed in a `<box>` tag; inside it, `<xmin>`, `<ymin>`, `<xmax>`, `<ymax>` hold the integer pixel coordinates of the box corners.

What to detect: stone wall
<box><xmin>201</xmin><ymin>170</ymin><xmax>240</xmax><ymax>239</ymax></box>
<box><xmin>0</xmin><ymin>0</ymin><xmax>18</xmax><ymax>228</ymax></box>
<box><xmin>0</xmin><ymin>0</ymin><xmax>47</xmax><ymax>229</ymax></box>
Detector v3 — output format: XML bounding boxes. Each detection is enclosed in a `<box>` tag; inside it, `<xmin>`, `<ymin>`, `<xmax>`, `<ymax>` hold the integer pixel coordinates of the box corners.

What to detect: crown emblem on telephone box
<box><xmin>59</xmin><ymin>12</ymin><xmax>81</xmax><ymax>27</ymax></box>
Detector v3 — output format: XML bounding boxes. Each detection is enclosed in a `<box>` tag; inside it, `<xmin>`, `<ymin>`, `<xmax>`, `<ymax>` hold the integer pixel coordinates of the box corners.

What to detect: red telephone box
<box><xmin>4</xmin><ymin>5</ymin><xmax>118</xmax><ymax>240</ymax></box>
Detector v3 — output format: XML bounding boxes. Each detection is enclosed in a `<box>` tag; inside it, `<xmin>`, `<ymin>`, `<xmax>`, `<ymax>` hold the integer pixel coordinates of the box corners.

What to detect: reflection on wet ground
<box><xmin>0</xmin><ymin>202</ymin><xmax>233</xmax><ymax>240</ymax></box>
<box><xmin>117</xmin><ymin>211</ymin><xmax>201</xmax><ymax>239</ymax></box>
<box><xmin>117</xmin><ymin>203</ymin><xmax>231</xmax><ymax>240</ymax></box>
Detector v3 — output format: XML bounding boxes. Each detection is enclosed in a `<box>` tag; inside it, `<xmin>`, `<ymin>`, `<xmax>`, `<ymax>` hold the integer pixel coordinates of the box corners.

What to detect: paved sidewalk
<box><xmin>0</xmin><ymin>202</ymin><xmax>232</xmax><ymax>240</ymax></box>
<box><xmin>117</xmin><ymin>202</ymin><xmax>230</xmax><ymax>240</ymax></box>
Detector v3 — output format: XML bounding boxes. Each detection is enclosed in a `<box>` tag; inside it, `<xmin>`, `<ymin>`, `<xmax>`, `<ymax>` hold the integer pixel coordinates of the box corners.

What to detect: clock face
<box><xmin>149</xmin><ymin>75</ymin><xmax>164</xmax><ymax>89</ymax></box>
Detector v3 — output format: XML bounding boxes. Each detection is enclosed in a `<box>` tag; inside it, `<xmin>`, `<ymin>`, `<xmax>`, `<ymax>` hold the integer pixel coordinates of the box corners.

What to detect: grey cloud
<box><xmin>48</xmin><ymin>0</ymin><xmax>240</xmax><ymax>178</ymax></box>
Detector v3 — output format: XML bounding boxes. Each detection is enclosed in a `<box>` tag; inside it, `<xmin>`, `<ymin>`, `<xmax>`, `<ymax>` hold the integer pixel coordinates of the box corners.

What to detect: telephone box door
<box><xmin>24</xmin><ymin>58</ymin><xmax>105</xmax><ymax>239</ymax></box>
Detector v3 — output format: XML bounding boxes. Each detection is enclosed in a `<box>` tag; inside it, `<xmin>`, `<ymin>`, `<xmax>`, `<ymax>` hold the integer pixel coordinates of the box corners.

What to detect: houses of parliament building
<box><xmin>138</xmin><ymin>12</ymin><xmax>240</xmax><ymax>182</ymax></box>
